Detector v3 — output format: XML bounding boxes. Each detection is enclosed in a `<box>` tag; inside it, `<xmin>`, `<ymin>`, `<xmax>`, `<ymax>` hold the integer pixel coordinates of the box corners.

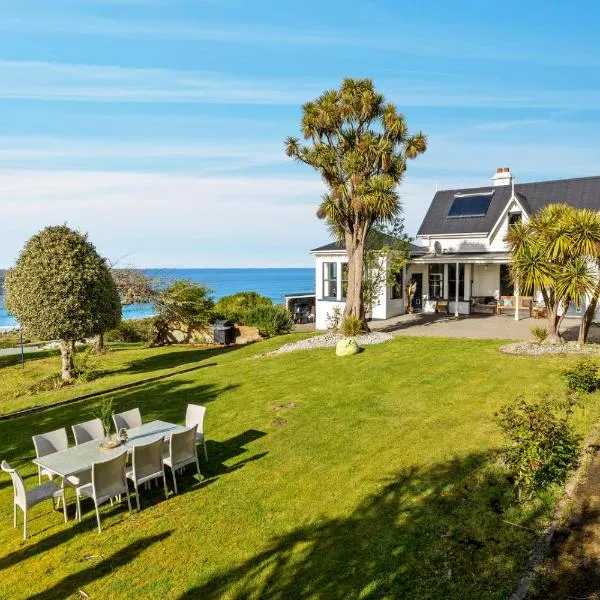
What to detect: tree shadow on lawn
<box><xmin>179</xmin><ymin>453</ymin><xmax>549</xmax><ymax>600</ymax></box>
<box><xmin>0</xmin><ymin>497</ymin><xmax>136</xmax><ymax>572</ymax></box>
<box><xmin>0</xmin><ymin>429</ymin><xmax>268</xmax><ymax>573</ymax></box>
<box><xmin>107</xmin><ymin>344</ymin><xmax>241</xmax><ymax>376</ymax></box>
<box><xmin>2</xmin><ymin>379</ymin><xmax>239</xmax><ymax>467</ymax></box>
<box><xmin>27</xmin><ymin>530</ymin><xmax>173</xmax><ymax>600</ymax></box>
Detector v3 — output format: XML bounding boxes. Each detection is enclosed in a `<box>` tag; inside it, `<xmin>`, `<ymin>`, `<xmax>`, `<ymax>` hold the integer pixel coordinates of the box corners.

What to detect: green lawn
<box><xmin>0</xmin><ymin>335</ymin><xmax>598</xmax><ymax>599</ymax></box>
<box><xmin>0</xmin><ymin>340</ymin><xmax>295</xmax><ymax>415</ymax></box>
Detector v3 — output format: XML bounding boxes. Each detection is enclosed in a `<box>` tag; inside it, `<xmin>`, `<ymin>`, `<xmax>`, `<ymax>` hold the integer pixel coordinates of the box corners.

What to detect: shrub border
<box><xmin>0</xmin><ymin>362</ymin><xmax>217</xmax><ymax>421</ymax></box>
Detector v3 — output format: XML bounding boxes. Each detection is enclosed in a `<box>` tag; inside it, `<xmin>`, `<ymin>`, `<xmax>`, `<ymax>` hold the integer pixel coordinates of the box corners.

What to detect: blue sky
<box><xmin>2</xmin><ymin>0</ymin><xmax>600</xmax><ymax>267</ymax></box>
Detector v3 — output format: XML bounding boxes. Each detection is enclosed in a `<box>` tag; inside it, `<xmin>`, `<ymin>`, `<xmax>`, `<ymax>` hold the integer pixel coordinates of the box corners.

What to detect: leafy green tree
<box><xmin>286</xmin><ymin>78</ymin><xmax>426</xmax><ymax>327</ymax></box>
<box><xmin>214</xmin><ymin>291</ymin><xmax>272</xmax><ymax>323</ymax></box>
<box><xmin>362</xmin><ymin>215</ymin><xmax>411</xmax><ymax>315</ymax></box>
<box><xmin>152</xmin><ymin>280</ymin><xmax>214</xmax><ymax>345</ymax></box>
<box><xmin>506</xmin><ymin>204</ymin><xmax>600</xmax><ymax>344</ymax></box>
<box><xmin>4</xmin><ymin>225</ymin><xmax>121</xmax><ymax>379</ymax></box>
<box><xmin>111</xmin><ymin>268</ymin><xmax>155</xmax><ymax>305</ymax></box>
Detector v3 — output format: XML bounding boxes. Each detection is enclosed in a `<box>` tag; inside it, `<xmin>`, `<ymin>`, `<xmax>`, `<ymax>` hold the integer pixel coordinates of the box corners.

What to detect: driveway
<box><xmin>369</xmin><ymin>312</ymin><xmax>596</xmax><ymax>342</ymax></box>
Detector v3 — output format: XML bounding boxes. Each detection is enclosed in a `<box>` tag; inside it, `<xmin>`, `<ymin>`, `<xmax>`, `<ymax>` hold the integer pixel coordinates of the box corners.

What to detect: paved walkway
<box><xmin>369</xmin><ymin>312</ymin><xmax>593</xmax><ymax>342</ymax></box>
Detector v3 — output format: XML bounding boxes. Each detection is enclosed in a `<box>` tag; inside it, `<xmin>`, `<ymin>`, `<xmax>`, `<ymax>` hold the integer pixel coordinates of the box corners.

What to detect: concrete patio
<box><xmin>368</xmin><ymin>312</ymin><xmax>599</xmax><ymax>342</ymax></box>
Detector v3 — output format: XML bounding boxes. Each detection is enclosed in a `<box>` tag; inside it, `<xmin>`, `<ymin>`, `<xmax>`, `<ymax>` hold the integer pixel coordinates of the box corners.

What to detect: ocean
<box><xmin>0</xmin><ymin>268</ymin><xmax>315</xmax><ymax>330</ymax></box>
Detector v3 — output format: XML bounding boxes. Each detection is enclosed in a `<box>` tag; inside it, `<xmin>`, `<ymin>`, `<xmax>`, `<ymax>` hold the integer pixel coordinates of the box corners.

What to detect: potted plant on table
<box><xmin>95</xmin><ymin>397</ymin><xmax>120</xmax><ymax>450</ymax></box>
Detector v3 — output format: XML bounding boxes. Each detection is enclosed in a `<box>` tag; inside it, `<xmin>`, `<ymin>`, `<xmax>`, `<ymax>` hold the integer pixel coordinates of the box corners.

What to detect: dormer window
<box><xmin>508</xmin><ymin>212</ymin><xmax>522</xmax><ymax>226</ymax></box>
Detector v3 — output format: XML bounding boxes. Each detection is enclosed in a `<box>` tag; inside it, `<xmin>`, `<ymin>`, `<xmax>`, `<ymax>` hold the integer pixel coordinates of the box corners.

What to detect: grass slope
<box><xmin>0</xmin><ymin>338</ymin><xmax>309</xmax><ymax>415</ymax></box>
<box><xmin>0</xmin><ymin>335</ymin><xmax>598</xmax><ymax>599</ymax></box>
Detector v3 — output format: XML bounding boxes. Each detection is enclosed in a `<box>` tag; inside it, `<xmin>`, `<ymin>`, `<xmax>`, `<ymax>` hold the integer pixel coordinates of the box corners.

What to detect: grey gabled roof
<box><xmin>417</xmin><ymin>175</ymin><xmax>600</xmax><ymax>237</ymax></box>
<box><xmin>311</xmin><ymin>239</ymin><xmax>427</xmax><ymax>256</ymax></box>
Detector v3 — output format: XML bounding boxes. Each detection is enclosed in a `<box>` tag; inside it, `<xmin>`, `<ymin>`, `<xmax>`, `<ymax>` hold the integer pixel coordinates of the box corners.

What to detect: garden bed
<box><xmin>270</xmin><ymin>331</ymin><xmax>393</xmax><ymax>354</ymax></box>
<box><xmin>500</xmin><ymin>341</ymin><xmax>600</xmax><ymax>356</ymax></box>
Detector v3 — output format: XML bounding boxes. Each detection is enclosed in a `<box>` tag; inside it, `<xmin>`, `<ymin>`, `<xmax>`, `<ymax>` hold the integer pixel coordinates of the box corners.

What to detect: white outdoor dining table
<box><xmin>33</xmin><ymin>420</ymin><xmax>187</xmax><ymax>479</ymax></box>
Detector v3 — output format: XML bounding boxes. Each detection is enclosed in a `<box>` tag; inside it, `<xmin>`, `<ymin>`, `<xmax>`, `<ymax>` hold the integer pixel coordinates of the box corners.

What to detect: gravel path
<box><xmin>271</xmin><ymin>331</ymin><xmax>393</xmax><ymax>355</ymax></box>
<box><xmin>500</xmin><ymin>341</ymin><xmax>600</xmax><ymax>355</ymax></box>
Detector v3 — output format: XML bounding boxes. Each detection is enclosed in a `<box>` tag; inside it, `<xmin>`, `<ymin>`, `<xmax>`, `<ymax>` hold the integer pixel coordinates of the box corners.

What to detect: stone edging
<box><xmin>0</xmin><ymin>362</ymin><xmax>217</xmax><ymax>421</ymax></box>
<box><xmin>508</xmin><ymin>421</ymin><xmax>600</xmax><ymax>599</ymax></box>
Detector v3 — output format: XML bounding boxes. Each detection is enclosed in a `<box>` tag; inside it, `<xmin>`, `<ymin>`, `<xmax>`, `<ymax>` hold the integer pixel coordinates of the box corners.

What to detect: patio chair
<box><xmin>185</xmin><ymin>404</ymin><xmax>208</xmax><ymax>461</ymax></box>
<box><xmin>163</xmin><ymin>425</ymin><xmax>201</xmax><ymax>494</ymax></box>
<box><xmin>75</xmin><ymin>450</ymin><xmax>132</xmax><ymax>533</ymax></box>
<box><xmin>126</xmin><ymin>436</ymin><xmax>168</xmax><ymax>510</ymax></box>
<box><xmin>113</xmin><ymin>408</ymin><xmax>142</xmax><ymax>432</ymax></box>
<box><xmin>32</xmin><ymin>428</ymin><xmax>69</xmax><ymax>484</ymax></box>
<box><xmin>72</xmin><ymin>418</ymin><xmax>105</xmax><ymax>446</ymax></box>
<box><xmin>1</xmin><ymin>460</ymin><xmax>66</xmax><ymax>539</ymax></box>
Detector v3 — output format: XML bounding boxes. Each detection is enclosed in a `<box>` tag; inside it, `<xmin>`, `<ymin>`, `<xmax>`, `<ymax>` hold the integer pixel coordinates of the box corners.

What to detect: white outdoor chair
<box><xmin>1</xmin><ymin>460</ymin><xmax>66</xmax><ymax>540</ymax></box>
<box><xmin>32</xmin><ymin>428</ymin><xmax>69</xmax><ymax>484</ymax></box>
<box><xmin>33</xmin><ymin>427</ymin><xmax>91</xmax><ymax>504</ymax></box>
<box><xmin>185</xmin><ymin>404</ymin><xmax>208</xmax><ymax>461</ymax></box>
<box><xmin>72</xmin><ymin>418</ymin><xmax>105</xmax><ymax>445</ymax></box>
<box><xmin>113</xmin><ymin>408</ymin><xmax>142</xmax><ymax>432</ymax></box>
<box><xmin>163</xmin><ymin>425</ymin><xmax>201</xmax><ymax>494</ymax></box>
<box><xmin>126</xmin><ymin>436</ymin><xmax>168</xmax><ymax>510</ymax></box>
<box><xmin>75</xmin><ymin>451</ymin><xmax>132</xmax><ymax>533</ymax></box>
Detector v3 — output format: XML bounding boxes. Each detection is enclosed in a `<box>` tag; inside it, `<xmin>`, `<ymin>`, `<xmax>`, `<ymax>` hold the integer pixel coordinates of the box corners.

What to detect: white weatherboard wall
<box><xmin>471</xmin><ymin>264</ymin><xmax>500</xmax><ymax>297</ymax></box>
<box><xmin>313</xmin><ymin>252</ymin><xmax>407</xmax><ymax>329</ymax></box>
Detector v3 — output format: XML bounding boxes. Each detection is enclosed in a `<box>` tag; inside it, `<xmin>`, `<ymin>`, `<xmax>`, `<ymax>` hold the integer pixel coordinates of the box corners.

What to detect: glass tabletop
<box><xmin>33</xmin><ymin>420</ymin><xmax>188</xmax><ymax>477</ymax></box>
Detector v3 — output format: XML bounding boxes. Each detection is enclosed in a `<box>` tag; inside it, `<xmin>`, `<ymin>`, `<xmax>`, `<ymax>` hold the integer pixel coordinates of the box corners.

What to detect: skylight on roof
<box><xmin>447</xmin><ymin>192</ymin><xmax>493</xmax><ymax>218</ymax></box>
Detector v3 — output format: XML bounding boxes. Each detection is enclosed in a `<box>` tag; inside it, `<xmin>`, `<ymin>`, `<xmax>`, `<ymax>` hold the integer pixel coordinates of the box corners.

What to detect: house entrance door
<box><xmin>411</xmin><ymin>273</ymin><xmax>423</xmax><ymax>311</ymax></box>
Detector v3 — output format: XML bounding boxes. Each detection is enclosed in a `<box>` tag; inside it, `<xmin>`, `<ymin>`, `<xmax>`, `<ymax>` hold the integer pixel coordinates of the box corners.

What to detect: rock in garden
<box><xmin>336</xmin><ymin>338</ymin><xmax>359</xmax><ymax>357</ymax></box>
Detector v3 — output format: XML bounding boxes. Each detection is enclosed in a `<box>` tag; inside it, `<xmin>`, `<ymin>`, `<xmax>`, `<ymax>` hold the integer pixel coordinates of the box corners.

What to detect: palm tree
<box><xmin>285</xmin><ymin>79</ymin><xmax>426</xmax><ymax>327</ymax></box>
<box><xmin>506</xmin><ymin>205</ymin><xmax>600</xmax><ymax>344</ymax></box>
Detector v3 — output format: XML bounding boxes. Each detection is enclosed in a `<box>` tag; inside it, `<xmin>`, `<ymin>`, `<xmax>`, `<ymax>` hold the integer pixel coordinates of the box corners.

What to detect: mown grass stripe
<box><xmin>0</xmin><ymin>361</ymin><xmax>217</xmax><ymax>421</ymax></box>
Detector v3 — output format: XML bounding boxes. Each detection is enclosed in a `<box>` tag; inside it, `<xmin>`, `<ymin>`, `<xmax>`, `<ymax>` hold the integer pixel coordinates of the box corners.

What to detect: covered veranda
<box><xmin>402</xmin><ymin>251</ymin><xmax>526</xmax><ymax>319</ymax></box>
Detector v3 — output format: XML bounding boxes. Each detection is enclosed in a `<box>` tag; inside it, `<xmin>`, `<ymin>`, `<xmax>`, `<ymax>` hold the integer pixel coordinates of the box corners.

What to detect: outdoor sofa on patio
<box><xmin>496</xmin><ymin>295</ymin><xmax>533</xmax><ymax>317</ymax></box>
<box><xmin>471</xmin><ymin>297</ymin><xmax>497</xmax><ymax>314</ymax></box>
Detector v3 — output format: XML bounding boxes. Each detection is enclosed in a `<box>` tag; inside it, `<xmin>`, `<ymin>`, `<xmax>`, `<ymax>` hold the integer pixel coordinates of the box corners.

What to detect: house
<box><xmin>311</xmin><ymin>167</ymin><xmax>600</xmax><ymax>330</ymax></box>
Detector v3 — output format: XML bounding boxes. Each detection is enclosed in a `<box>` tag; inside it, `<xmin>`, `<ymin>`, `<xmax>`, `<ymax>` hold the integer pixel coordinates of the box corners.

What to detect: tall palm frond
<box><xmin>567</xmin><ymin>209</ymin><xmax>600</xmax><ymax>258</ymax></box>
<box><xmin>555</xmin><ymin>258</ymin><xmax>596</xmax><ymax>305</ymax></box>
<box><xmin>504</xmin><ymin>220</ymin><xmax>532</xmax><ymax>255</ymax></box>
<box><xmin>510</xmin><ymin>242</ymin><xmax>557</xmax><ymax>293</ymax></box>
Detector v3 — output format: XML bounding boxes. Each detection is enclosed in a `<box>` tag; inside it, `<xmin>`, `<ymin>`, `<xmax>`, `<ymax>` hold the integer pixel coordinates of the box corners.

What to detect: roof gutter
<box><xmin>417</xmin><ymin>232</ymin><xmax>488</xmax><ymax>240</ymax></box>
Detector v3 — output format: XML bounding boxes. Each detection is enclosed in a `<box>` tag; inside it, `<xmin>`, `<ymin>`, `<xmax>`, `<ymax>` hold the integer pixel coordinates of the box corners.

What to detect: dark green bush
<box><xmin>562</xmin><ymin>360</ymin><xmax>600</xmax><ymax>393</ymax></box>
<box><xmin>244</xmin><ymin>305</ymin><xmax>293</xmax><ymax>337</ymax></box>
<box><xmin>496</xmin><ymin>396</ymin><xmax>581</xmax><ymax>501</ymax></box>
<box><xmin>105</xmin><ymin>318</ymin><xmax>155</xmax><ymax>343</ymax></box>
<box><xmin>214</xmin><ymin>291</ymin><xmax>272</xmax><ymax>323</ymax></box>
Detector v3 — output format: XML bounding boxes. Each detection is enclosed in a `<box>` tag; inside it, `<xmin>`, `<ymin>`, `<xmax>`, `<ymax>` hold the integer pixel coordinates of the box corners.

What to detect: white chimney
<box><xmin>492</xmin><ymin>166</ymin><xmax>512</xmax><ymax>187</ymax></box>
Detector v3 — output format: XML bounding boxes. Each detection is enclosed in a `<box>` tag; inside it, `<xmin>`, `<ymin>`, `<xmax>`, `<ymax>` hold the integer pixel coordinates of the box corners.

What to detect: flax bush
<box><xmin>341</xmin><ymin>316</ymin><xmax>364</xmax><ymax>337</ymax></box>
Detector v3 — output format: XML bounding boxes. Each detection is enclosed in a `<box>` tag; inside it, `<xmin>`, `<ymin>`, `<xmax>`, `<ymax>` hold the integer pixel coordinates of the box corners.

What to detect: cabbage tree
<box><xmin>506</xmin><ymin>205</ymin><xmax>600</xmax><ymax>344</ymax></box>
<box><xmin>286</xmin><ymin>78</ymin><xmax>426</xmax><ymax>327</ymax></box>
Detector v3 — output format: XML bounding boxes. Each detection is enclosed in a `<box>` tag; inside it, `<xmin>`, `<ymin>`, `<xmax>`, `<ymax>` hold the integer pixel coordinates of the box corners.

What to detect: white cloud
<box><xmin>3</xmin><ymin>17</ymin><xmax>600</xmax><ymax>68</ymax></box>
<box><xmin>0</xmin><ymin>169</ymin><xmax>330</xmax><ymax>267</ymax></box>
<box><xmin>0</xmin><ymin>136</ymin><xmax>288</xmax><ymax>173</ymax></box>
<box><xmin>0</xmin><ymin>167</ymin><xmax>444</xmax><ymax>267</ymax></box>
<box><xmin>2</xmin><ymin>60</ymin><xmax>600</xmax><ymax>109</ymax></box>
<box><xmin>0</xmin><ymin>60</ymin><xmax>318</xmax><ymax>104</ymax></box>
